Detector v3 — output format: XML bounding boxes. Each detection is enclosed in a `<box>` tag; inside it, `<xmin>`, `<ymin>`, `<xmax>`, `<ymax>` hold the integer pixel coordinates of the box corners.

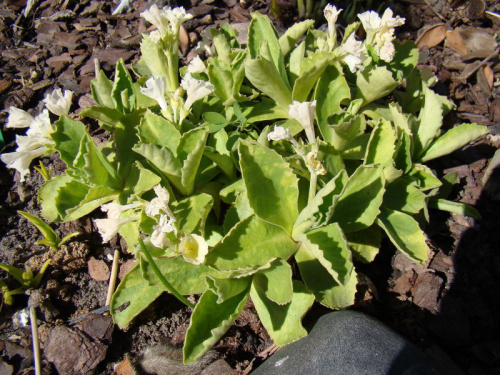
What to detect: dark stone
<box><xmin>253</xmin><ymin>311</ymin><xmax>441</xmax><ymax>375</ymax></box>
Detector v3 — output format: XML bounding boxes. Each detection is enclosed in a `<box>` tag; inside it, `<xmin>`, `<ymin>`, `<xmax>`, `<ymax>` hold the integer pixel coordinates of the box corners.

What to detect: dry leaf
<box><xmin>459</xmin><ymin>27</ymin><xmax>498</xmax><ymax>58</ymax></box>
<box><xmin>179</xmin><ymin>25</ymin><xmax>189</xmax><ymax>55</ymax></box>
<box><xmin>476</xmin><ymin>65</ymin><xmax>494</xmax><ymax>96</ymax></box>
<box><xmin>446</xmin><ymin>28</ymin><xmax>470</xmax><ymax>55</ymax></box>
<box><xmin>483</xmin><ymin>65</ymin><xmax>494</xmax><ymax>89</ymax></box>
<box><xmin>417</xmin><ymin>24</ymin><xmax>446</xmax><ymax>48</ymax></box>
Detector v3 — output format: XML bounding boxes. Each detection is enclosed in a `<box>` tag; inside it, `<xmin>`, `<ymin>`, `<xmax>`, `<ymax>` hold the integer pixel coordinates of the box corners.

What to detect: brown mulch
<box><xmin>0</xmin><ymin>0</ymin><xmax>499</xmax><ymax>374</ymax></box>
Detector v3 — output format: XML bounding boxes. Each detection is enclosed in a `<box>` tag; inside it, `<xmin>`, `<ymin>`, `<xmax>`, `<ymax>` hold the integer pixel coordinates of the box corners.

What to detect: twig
<box><xmin>105</xmin><ymin>249</ymin><xmax>120</xmax><ymax>307</ymax></box>
<box><xmin>458</xmin><ymin>47</ymin><xmax>500</xmax><ymax>81</ymax></box>
<box><xmin>94</xmin><ymin>58</ymin><xmax>100</xmax><ymax>78</ymax></box>
<box><xmin>29</xmin><ymin>306</ymin><xmax>42</xmax><ymax>375</ymax></box>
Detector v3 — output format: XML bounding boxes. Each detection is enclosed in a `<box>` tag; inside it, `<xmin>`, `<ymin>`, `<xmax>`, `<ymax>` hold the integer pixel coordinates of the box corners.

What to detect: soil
<box><xmin>0</xmin><ymin>0</ymin><xmax>499</xmax><ymax>374</ymax></box>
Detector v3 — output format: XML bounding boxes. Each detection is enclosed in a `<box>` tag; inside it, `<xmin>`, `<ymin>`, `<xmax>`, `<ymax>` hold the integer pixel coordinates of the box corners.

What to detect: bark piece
<box><xmin>45</xmin><ymin>325</ymin><xmax>107</xmax><ymax>375</ymax></box>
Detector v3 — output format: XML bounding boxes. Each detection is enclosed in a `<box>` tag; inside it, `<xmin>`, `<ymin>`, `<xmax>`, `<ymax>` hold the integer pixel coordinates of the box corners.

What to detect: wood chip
<box><xmin>88</xmin><ymin>257</ymin><xmax>110</xmax><ymax>282</ymax></box>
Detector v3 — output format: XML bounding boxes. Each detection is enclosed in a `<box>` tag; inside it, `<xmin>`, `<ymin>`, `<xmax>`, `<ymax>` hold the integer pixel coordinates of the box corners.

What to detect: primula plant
<box><xmin>1</xmin><ymin>4</ymin><xmax>488</xmax><ymax>363</ymax></box>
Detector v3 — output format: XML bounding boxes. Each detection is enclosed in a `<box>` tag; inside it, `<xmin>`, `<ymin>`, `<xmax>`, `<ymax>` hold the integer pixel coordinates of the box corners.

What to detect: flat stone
<box><xmin>252</xmin><ymin>311</ymin><xmax>441</xmax><ymax>375</ymax></box>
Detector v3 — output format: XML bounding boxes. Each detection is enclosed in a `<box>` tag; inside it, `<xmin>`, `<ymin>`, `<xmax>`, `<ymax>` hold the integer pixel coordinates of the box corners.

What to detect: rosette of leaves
<box><xmin>28</xmin><ymin>7</ymin><xmax>488</xmax><ymax>365</ymax></box>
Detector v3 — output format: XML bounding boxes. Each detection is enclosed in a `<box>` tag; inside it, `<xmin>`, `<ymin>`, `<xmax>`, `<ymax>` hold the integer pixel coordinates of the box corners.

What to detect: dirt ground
<box><xmin>0</xmin><ymin>0</ymin><xmax>499</xmax><ymax>374</ymax></box>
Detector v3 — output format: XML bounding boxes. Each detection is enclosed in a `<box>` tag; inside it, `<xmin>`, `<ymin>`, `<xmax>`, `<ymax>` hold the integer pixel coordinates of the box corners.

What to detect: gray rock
<box><xmin>252</xmin><ymin>311</ymin><xmax>441</xmax><ymax>375</ymax></box>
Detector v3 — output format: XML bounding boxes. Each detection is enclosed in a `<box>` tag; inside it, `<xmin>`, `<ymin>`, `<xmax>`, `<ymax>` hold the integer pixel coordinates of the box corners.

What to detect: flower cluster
<box><xmin>358</xmin><ymin>8</ymin><xmax>405</xmax><ymax>62</ymax></box>
<box><xmin>0</xmin><ymin>89</ymin><xmax>72</xmax><ymax>181</ymax></box>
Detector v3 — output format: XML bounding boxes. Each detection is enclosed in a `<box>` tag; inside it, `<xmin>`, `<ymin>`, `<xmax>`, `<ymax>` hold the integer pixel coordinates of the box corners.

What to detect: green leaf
<box><xmin>293</xmin><ymin>170</ymin><xmax>347</xmax><ymax>235</ymax></box>
<box><xmin>239</xmin><ymin>140</ymin><xmax>299</xmax><ymax>233</ymax></box>
<box><xmin>279</xmin><ymin>20</ymin><xmax>315</xmax><ymax>57</ymax></box>
<box><xmin>18</xmin><ymin>211</ymin><xmax>58</xmax><ymax>245</ymax></box>
<box><xmin>331</xmin><ymin>165</ymin><xmax>385</xmax><ymax>232</ymax></box>
<box><xmin>383</xmin><ymin>178</ymin><xmax>427</xmax><ymax>214</ymax></box>
<box><xmin>61</xmin><ymin>184</ymin><xmax>118</xmax><ymax>222</ymax></box>
<box><xmin>364</xmin><ymin>119</ymin><xmax>397</xmax><ymax>168</ymax></box>
<box><xmin>315</xmin><ymin>64</ymin><xmax>350</xmax><ymax>132</ymax></box>
<box><xmin>178</xmin><ymin>127</ymin><xmax>209</xmax><ymax>195</ymax></box>
<box><xmin>346</xmin><ymin>226</ymin><xmax>381</xmax><ymax>263</ymax></box>
<box><xmin>91</xmin><ymin>70</ymin><xmax>115</xmax><ymax>108</ymax></box>
<box><xmin>138</xmin><ymin>110</ymin><xmax>180</xmax><ymax>150</ymax></box>
<box><xmin>288</xmin><ymin>41</ymin><xmax>305</xmax><ymax>85</ymax></box>
<box><xmin>111</xmin><ymin>264</ymin><xmax>163</xmax><ymax>328</ymax></box>
<box><xmin>112</xmin><ymin>59</ymin><xmax>136</xmax><ymax>114</ymax></box>
<box><xmin>39</xmin><ymin>175</ymin><xmax>73</xmax><ymax>221</ymax></box>
<box><xmin>122</xmin><ymin>161</ymin><xmax>162</xmax><ymax>199</ymax></box>
<box><xmin>356</xmin><ymin>66</ymin><xmax>398</xmax><ymax>105</ymax></box>
<box><xmin>413</xmin><ymin>85</ymin><xmax>444</xmax><ymax>157</ymax></box>
<box><xmin>208</xmin><ymin>59</ymin><xmax>236</xmax><ymax>105</ymax></box>
<box><xmin>142</xmin><ymin>256</ymin><xmax>224</xmax><ymax>294</ymax></box>
<box><xmin>172</xmin><ymin>193</ymin><xmax>213</xmax><ymax>236</ymax></box>
<box><xmin>387</xmin><ymin>41</ymin><xmax>419</xmax><ymax>81</ymax></box>
<box><xmin>407</xmin><ymin>164</ymin><xmax>442</xmax><ymax>191</ymax></box>
<box><xmin>244</xmin><ymin>58</ymin><xmax>292</xmax><ymax>110</ymax></box>
<box><xmin>81</xmin><ymin>134</ymin><xmax>122</xmax><ymax>189</ymax></box>
<box><xmin>133</xmin><ymin>143</ymin><xmax>182</xmax><ymax>187</ymax></box>
<box><xmin>139</xmin><ymin>35</ymin><xmax>170</xmax><ymax>78</ymax></box>
<box><xmin>253</xmin><ymin>259</ymin><xmax>293</xmax><ymax>305</ymax></box>
<box><xmin>429</xmin><ymin>198</ymin><xmax>481</xmax><ymax>219</ymax></box>
<box><xmin>206</xmin><ymin>215</ymin><xmax>298</xmax><ymax>271</ymax></box>
<box><xmin>247</xmin><ymin>12</ymin><xmax>288</xmax><ymax>87</ymax></box>
<box><xmin>251</xmin><ymin>280</ymin><xmax>314</xmax><ymax>346</ymax></box>
<box><xmin>52</xmin><ymin>116</ymin><xmax>87</xmax><ymax>168</ymax></box>
<box><xmin>183</xmin><ymin>288</ymin><xmax>248</xmax><ymax>364</ymax></box>
<box><xmin>80</xmin><ymin>106</ymin><xmax>124</xmax><ymax>128</ymax></box>
<box><xmin>206</xmin><ymin>276</ymin><xmax>252</xmax><ymax>304</ymax></box>
<box><xmin>377</xmin><ymin>207</ymin><xmax>429</xmax><ymax>265</ymax></box>
<box><xmin>295</xmin><ymin>245</ymin><xmax>357</xmax><ymax>309</ymax></box>
<box><xmin>296</xmin><ymin>223</ymin><xmax>353</xmax><ymax>285</ymax></box>
<box><xmin>420</xmin><ymin>123</ymin><xmax>489</xmax><ymax>162</ymax></box>
<box><xmin>292</xmin><ymin>51</ymin><xmax>333</xmax><ymax>102</ymax></box>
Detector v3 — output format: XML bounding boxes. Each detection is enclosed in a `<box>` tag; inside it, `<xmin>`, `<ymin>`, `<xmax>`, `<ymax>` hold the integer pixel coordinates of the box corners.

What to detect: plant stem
<box><xmin>138</xmin><ymin>238</ymin><xmax>195</xmax><ymax>309</ymax></box>
<box><xmin>308</xmin><ymin>171</ymin><xmax>317</xmax><ymax>203</ymax></box>
<box><xmin>105</xmin><ymin>249</ymin><xmax>120</xmax><ymax>306</ymax></box>
<box><xmin>29</xmin><ymin>306</ymin><xmax>42</xmax><ymax>375</ymax></box>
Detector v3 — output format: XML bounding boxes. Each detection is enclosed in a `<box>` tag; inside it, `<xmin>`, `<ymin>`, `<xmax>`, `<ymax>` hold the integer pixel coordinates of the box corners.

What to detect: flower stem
<box><xmin>138</xmin><ymin>237</ymin><xmax>195</xmax><ymax>309</ymax></box>
<box><xmin>308</xmin><ymin>171</ymin><xmax>317</xmax><ymax>203</ymax></box>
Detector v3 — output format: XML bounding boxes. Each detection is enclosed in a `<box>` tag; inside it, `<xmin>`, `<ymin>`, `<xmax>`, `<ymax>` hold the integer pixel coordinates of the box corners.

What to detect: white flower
<box><xmin>180</xmin><ymin>73</ymin><xmax>215</xmax><ymax>110</ymax></box>
<box><xmin>140</xmin><ymin>77</ymin><xmax>168</xmax><ymax>111</ymax></box>
<box><xmin>0</xmin><ymin>148</ymin><xmax>47</xmax><ymax>182</ymax></box>
<box><xmin>149</xmin><ymin>30</ymin><xmax>162</xmax><ymax>44</ymax></box>
<box><xmin>379</xmin><ymin>39</ymin><xmax>396</xmax><ymax>62</ymax></box>
<box><xmin>43</xmin><ymin>89</ymin><xmax>73</xmax><ymax>116</ymax></box>
<box><xmin>288</xmin><ymin>100</ymin><xmax>317</xmax><ymax>144</ymax></box>
<box><xmin>165</xmin><ymin>6</ymin><xmax>192</xmax><ymax>32</ymax></box>
<box><xmin>94</xmin><ymin>202</ymin><xmax>141</xmax><ymax>243</ymax></box>
<box><xmin>178</xmin><ymin>234</ymin><xmax>209</xmax><ymax>265</ymax></box>
<box><xmin>140</xmin><ymin>5</ymin><xmax>192</xmax><ymax>35</ymax></box>
<box><xmin>150</xmin><ymin>214</ymin><xmax>176</xmax><ymax>248</ymax></box>
<box><xmin>324</xmin><ymin>4</ymin><xmax>342</xmax><ymax>38</ymax></box>
<box><xmin>187</xmin><ymin>56</ymin><xmax>208</xmax><ymax>74</ymax></box>
<box><xmin>358</xmin><ymin>8</ymin><xmax>404</xmax><ymax>35</ymax></box>
<box><xmin>358</xmin><ymin>8</ymin><xmax>404</xmax><ymax>62</ymax></box>
<box><xmin>140</xmin><ymin>4</ymin><xmax>170</xmax><ymax>34</ymax></box>
<box><xmin>145</xmin><ymin>185</ymin><xmax>172</xmax><ymax>217</ymax></box>
<box><xmin>338</xmin><ymin>33</ymin><xmax>368</xmax><ymax>72</ymax></box>
<box><xmin>6</xmin><ymin>107</ymin><xmax>34</xmax><ymax>128</ymax></box>
<box><xmin>268</xmin><ymin>126</ymin><xmax>292</xmax><ymax>141</ymax></box>
<box><xmin>0</xmin><ymin>110</ymin><xmax>54</xmax><ymax>182</ymax></box>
